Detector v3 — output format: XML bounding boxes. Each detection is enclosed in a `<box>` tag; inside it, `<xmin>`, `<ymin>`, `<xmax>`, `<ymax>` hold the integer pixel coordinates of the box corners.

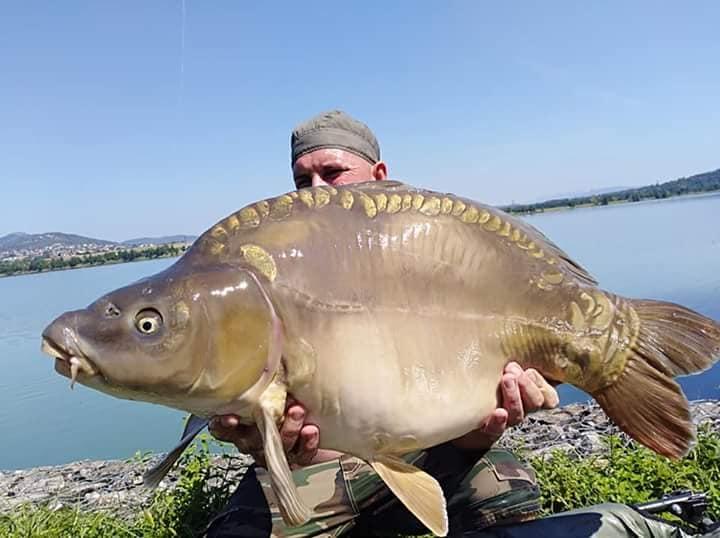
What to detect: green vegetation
<box><xmin>2</xmin><ymin>428</ymin><xmax>718</xmax><ymax>537</ymax></box>
<box><xmin>530</xmin><ymin>425</ymin><xmax>720</xmax><ymax>520</ymax></box>
<box><xmin>502</xmin><ymin>168</ymin><xmax>720</xmax><ymax>215</ymax></box>
<box><xmin>1</xmin><ymin>435</ymin><xmax>236</xmax><ymax>538</ymax></box>
<box><xmin>0</xmin><ymin>244</ymin><xmax>188</xmax><ymax>278</ymax></box>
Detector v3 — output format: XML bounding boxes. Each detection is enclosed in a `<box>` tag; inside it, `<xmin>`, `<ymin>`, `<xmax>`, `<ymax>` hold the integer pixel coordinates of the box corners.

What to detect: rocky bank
<box><xmin>1</xmin><ymin>399</ymin><xmax>718</xmax><ymax>520</ymax></box>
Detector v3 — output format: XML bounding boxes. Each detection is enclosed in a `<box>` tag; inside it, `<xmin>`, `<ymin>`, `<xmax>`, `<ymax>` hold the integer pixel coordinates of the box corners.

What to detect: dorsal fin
<box><xmin>508</xmin><ymin>217</ymin><xmax>598</xmax><ymax>286</ymax></box>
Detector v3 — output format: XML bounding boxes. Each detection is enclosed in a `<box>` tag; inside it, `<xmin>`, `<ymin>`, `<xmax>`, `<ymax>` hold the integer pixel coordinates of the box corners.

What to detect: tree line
<box><xmin>502</xmin><ymin>168</ymin><xmax>720</xmax><ymax>215</ymax></box>
<box><xmin>0</xmin><ymin>244</ymin><xmax>187</xmax><ymax>277</ymax></box>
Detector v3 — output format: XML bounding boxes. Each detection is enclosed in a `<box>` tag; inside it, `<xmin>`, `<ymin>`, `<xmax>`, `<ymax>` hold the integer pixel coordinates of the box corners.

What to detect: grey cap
<box><xmin>290</xmin><ymin>110</ymin><xmax>380</xmax><ymax>166</ymax></box>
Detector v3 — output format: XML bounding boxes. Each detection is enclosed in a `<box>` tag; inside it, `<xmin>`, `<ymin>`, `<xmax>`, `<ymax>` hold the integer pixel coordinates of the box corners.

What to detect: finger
<box><xmin>281</xmin><ymin>405</ymin><xmax>305</xmax><ymax>453</ymax></box>
<box><xmin>517</xmin><ymin>371</ymin><xmax>545</xmax><ymax>413</ymax></box>
<box><xmin>293</xmin><ymin>425</ymin><xmax>320</xmax><ymax>466</ymax></box>
<box><xmin>481</xmin><ymin>409</ymin><xmax>509</xmax><ymax>438</ymax></box>
<box><xmin>501</xmin><ymin>373</ymin><xmax>524</xmax><ymax>426</ymax></box>
<box><xmin>208</xmin><ymin>417</ymin><xmax>234</xmax><ymax>442</ymax></box>
<box><xmin>208</xmin><ymin>415</ymin><xmax>261</xmax><ymax>453</ymax></box>
<box><xmin>208</xmin><ymin>415</ymin><xmax>241</xmax><ymax>439</ymax></box>
<box><xmin>209</xmin><ymin>424</ymin><xmax>242</xmax><ymax>445</ymax></box>
<box><xmin>220</xmin><ymin>415</ymin><xmax>240</xmax><ymax>429</ymax></box>
<box><xmin>527</xmin><ymin>369</ymin><xmax>561</xmax><ymax>408</ymax></box>
<box><xmin>504</xmin><ymin>361</ymin><xmax>524</xmax><ymax>377</ymax></box>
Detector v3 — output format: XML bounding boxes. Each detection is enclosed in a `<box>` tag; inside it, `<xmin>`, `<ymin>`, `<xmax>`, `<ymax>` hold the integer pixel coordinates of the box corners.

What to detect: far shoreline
<box><xmin>505</xmin><ymin>188</ymin><xmax>720</xmax><ymax>217</ymax></box>
<box><xmin>0</xmin><ymin>252</ymin><xmax>183</xmax><ymax>280</ymax></box>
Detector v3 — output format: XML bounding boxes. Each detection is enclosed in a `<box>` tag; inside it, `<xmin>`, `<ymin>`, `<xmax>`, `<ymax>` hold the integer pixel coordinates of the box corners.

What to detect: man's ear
<box><xmin>371</xmin><ymin>161</ymin><xmax>388</xmax><ymax>181</ymax></box>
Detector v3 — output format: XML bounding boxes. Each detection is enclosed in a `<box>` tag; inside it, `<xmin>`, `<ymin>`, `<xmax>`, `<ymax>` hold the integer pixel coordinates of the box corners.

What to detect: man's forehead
<box><xmin>293</xmin><ymin>148</ymin><xmax>365</xmax><ymax>171</ymax></box>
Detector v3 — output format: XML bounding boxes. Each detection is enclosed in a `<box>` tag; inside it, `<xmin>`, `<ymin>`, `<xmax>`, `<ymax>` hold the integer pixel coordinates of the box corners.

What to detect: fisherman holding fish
<box><xmin>204</xmin><ymin>111</ymin><xmax>716</xmax><ymax>537</ymax></box>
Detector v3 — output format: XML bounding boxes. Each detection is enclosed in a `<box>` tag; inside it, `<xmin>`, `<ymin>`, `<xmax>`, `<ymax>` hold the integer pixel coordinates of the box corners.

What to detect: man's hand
<box><xmin>208</xmin><ymin>398</ymin><xmax>323</xmax><ymax>468</ymax></box>
<box><xmin>451</xmin><ymin>362</ymin><xmax>560</xmax><ymax>451</ymax></box>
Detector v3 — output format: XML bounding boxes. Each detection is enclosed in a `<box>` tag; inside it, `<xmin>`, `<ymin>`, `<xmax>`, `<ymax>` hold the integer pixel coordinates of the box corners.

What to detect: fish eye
<box><xmin>135</xmin><ymin>309</ymin><xmax>163</xmax><ymax>335</ymax></box>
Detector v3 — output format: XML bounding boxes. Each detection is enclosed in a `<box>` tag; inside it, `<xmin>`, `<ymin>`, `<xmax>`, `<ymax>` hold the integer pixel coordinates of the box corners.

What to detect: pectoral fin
<box><xmin>143</xmin><ymin>414</ymin><xmax>209</xmax><ymax>488</ymax></box>
<box><xmin>370</xmin><ymin>454</ymin><xmax>449</xmax><ymax>537</ymax></box>
<box><xmin>254</xmin><ymin>405</ymin><xmax>311</xmax><ymax>527</ymax></box>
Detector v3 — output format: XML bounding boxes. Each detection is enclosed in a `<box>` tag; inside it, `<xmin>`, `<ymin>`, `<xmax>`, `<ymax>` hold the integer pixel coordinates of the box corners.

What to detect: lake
<box><xmin>1</xmin><ymin>193</ymin><xmax>719</xmax><ymax>470</ymax></box>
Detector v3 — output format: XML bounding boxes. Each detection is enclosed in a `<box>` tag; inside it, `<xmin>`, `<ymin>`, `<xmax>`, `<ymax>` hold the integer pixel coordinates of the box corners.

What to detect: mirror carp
<box><xmin>41</xmin><ymin>181</ymin><xmax>720</xmax><ymax>536</ymax></box>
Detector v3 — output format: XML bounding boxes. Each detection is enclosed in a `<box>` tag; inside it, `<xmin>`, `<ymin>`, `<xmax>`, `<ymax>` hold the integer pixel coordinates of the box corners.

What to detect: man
<box><xmin>204</xmin><ymin>111</ymin><xmax>712</xmax><ymax>538</ymax></box>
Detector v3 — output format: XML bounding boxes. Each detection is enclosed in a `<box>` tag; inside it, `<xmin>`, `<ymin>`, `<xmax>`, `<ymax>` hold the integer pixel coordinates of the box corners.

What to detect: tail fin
<box><xmin>593</xmin><ymin>299</ymin><xmax>720</xmax><ymax>459</ymax></box>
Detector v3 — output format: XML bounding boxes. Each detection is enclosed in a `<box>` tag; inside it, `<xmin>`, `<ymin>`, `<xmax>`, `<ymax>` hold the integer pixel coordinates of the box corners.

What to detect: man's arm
<box><xmin>209</xmin><ymin>362</ymin><xmax>560</xmax><ymax>465</ymax></box>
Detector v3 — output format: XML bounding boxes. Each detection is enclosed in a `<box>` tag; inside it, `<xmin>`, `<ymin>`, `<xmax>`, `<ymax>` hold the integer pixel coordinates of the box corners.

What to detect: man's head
<box><xmin>290</xmin><ymin>110</ymin><xmax>387</xmax><ymax>189</ymax></box>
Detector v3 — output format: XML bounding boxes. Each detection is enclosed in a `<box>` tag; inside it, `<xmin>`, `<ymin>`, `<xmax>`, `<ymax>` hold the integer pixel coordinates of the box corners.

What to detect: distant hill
<box><xmin>0</xmin><ymin>232</ymin><xmax>196</xmax><ymax>257</ymax></box>
<box><xmin>517</xmin><ymin>186</ymin><xmax>632</xmax><ymax>206</ymax></box>
<box><xmin>122</xmin><ymin>235</ymin><xmax>197</xmax><ymax>247</ymax></box>
<box><xmin>0</xmin><ymin>232</ymin><xmax>116</xmax><ymax>253</ymax></box>
<box><xmin>503</xmin><ymin>167</ymin><xmax>720</xmax><ymax>214</ymax></box>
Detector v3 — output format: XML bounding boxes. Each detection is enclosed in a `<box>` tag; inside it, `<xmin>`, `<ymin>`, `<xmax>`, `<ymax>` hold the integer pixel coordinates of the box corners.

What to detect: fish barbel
<box><xmin>40</xmin><ymin>181</ymin><xmax>720</xmax><ymax>536</ymax></box>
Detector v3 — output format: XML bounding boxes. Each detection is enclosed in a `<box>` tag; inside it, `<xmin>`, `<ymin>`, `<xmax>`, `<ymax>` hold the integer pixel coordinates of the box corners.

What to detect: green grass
<box><xmin>0</xmin><ymin>435</ymin><xmax>236</xmax><ymax>538</ymax></box>
<box><xmin>529</xmin><ymin>424</ymin><xmax>720</xmax><ymax>520</ymax></box>
<box><xmin>2</xmin><ymin>428</ymin><xmax>718</xmax><ymax>537</ymax></box>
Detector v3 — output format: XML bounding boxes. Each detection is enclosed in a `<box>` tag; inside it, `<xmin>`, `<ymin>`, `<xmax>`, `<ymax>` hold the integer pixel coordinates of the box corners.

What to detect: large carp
<box><xmin>41</xmin><ymin>181</ymin><xmax>720</xmax><ymax>536</ymax></box>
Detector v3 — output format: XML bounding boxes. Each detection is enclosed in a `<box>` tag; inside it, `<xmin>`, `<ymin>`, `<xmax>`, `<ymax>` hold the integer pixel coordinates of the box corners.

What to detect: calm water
<box><xmin>1</xmin><ymin>194</ymin><xmax>719</xmax><ymax>470</ymax></box>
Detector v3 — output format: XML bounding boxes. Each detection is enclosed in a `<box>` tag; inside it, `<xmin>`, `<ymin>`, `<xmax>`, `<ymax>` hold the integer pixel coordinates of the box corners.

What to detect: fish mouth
<box><xmin>41</xmin><ymin>337</ymin><xmax>99</xmax><ymax>389</ymax></box>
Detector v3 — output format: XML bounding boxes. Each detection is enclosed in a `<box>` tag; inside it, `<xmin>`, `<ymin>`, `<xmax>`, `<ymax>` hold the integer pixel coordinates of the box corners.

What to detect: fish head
<box><xmin>40</xmin><ymin>263</ymin><xmax>281</xmax><ymax>415</ymax></box>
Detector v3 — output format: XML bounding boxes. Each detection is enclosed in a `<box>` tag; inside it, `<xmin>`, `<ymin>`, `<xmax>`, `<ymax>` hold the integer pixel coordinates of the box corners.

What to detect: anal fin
<box><xmin>371</xmin><ymin>454</ymin><xmax>449</xmax><ymax>537</ymax></box>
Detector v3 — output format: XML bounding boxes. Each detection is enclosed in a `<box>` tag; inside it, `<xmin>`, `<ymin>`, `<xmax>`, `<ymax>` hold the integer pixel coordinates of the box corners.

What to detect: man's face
<box><xmin>292</xmin><ymin>148</ymin><xmax>386</xmax><ymax>189</ymax></box>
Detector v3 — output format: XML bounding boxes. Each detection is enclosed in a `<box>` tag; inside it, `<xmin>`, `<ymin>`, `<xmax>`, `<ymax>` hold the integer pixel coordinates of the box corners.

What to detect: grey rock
<box><xmin>0</xmin><ymin>451</ymin><xmax>252</xmax><ymax>520</ymax></box>
<box><xmin>498</xmin><ymin>398</ymin><xmax>720</xmax><ymax>459</ymax></box>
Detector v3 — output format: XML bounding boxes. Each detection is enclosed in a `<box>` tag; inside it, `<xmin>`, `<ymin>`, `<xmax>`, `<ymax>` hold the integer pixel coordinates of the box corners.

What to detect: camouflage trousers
<box><xmin>466</xmin><ymin>503</ymin><xmax>711</xmax><ymax>538</ymax></box>
<box><xmin>203</xmin><ymin>445</ymin><xmax>542</xmax><ymax>537</ymax></box>
<box><xmin>202</xmin><ymin>444</ymin><xmax>708</xmax><ymax>538</ymax></box>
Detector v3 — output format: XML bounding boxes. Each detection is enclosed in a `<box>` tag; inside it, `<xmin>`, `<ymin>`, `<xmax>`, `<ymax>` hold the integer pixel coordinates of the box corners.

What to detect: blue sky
<box><xmin>2</xmin><ymin>1</ymin><xmax>718</xmax><ymax>241</ymax></box>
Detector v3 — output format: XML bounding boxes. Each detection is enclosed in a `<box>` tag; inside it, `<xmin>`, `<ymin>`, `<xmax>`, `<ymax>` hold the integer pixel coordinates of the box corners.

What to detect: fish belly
<box><xmin>288</xmin><ymin>310</ymin><xmax>508</xmax><ymax>459</ymax></box>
